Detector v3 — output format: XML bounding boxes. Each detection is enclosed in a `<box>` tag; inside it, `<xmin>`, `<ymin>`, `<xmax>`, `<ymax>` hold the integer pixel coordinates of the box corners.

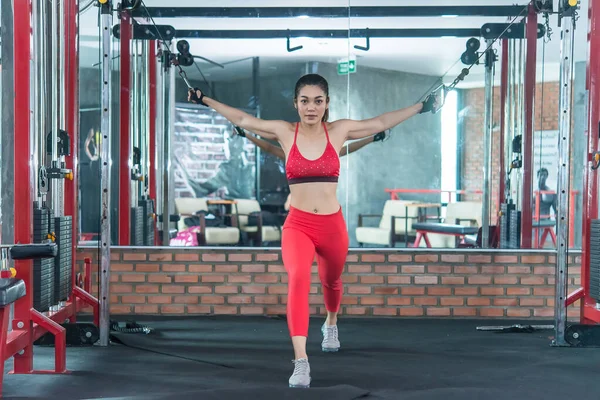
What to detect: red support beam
<box><xmin>119</xmin><ymin>12</ymin><xmax>133</xmax><ymax>245</ymax></box>
<box><xmin>521</xmin><ymin>4</ymin><xmax>537</xmax><ymax>249</ymax></box>
<box><xmin>12</xmin><ymin>0</ymin><xmax>34</xmax><ymax>374</ymax></box>
<box><xmin>65</xmin><ymin>0</ymin><xmax>79</xmax><ymax>301</ymax></box>
<box><xmin>149</xmin><ymin>40</ymin><xmax>158</xmax><ymax>245</ymax></box>
<box><xmin>581</xmin><ymin>0</ymin><xmax>600</xmax><ymax>323</ymax></box>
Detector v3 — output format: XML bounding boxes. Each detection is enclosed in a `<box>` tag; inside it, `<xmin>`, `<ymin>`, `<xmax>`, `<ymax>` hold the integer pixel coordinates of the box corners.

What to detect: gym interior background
<box><xmin>1</xmin><ymin>0</ymin><xmax>598</xmax><ymax>369</ymax></box>
<box><xmin>4</xmin><ymin>1</ymin><xmax>600</xmax><ymax>398</ymax></box>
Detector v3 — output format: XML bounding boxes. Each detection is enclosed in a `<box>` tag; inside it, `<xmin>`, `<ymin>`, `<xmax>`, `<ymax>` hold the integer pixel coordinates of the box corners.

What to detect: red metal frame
<box><xmin>2</xmin><ymin>1</ymin><xmax>100</xmax><ymax>394</ymax></box>
<box><xmin>119</xmin><ymin>11</ymin><xmax>133</xmax><ymax>245</ymax></box>
<box><xmin>149</xmin><ymin>40</ymin><xmax>158</xmax><ymax>245</ymax></box>
<box><xmin>578</xmin><ymin>0</ymin><xmax>600</xmax><ymax>324</ymax></box>
<box><xmin>64</xmin><ymin>0</ymin><xmax>79</xmax><ymax>310</ymax></box>
<box><xmin>521</xmin><ymin>4</ymin><xmax>537</xmax><ymax>249</ymax></box>
<box><xmin>0</xmin><ymin>306</ymin><xmax>10</xmax><ymax>394</ymax></box>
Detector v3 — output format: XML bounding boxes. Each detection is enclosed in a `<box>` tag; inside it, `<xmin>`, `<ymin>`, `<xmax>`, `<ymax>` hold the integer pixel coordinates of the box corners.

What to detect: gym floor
<box><xmin>2</xmin><ymin>316</ymin><xmax>599</xmax><ymax>400</ymax></box>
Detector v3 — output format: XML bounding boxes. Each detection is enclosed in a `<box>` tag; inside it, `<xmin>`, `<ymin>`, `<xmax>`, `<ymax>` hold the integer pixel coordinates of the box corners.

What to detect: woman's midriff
<box><xmin>288</xmin><ymin>182</ymin><xmax>340</xmax><ymax>215</ymax></box>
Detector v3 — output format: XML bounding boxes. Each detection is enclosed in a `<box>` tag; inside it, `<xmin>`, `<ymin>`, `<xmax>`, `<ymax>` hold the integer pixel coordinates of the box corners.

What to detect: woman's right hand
<box><xmin>188</xmin><ymin>88</ymin><xmax>206</xmax><ymax>106</ymax></box>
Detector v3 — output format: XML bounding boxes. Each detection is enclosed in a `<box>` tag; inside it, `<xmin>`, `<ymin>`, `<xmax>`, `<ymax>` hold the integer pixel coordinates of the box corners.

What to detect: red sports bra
<box><xmin>286</xmin><ymin>122</ymin><xmax>340</xmax><ymax>185</ymax></box>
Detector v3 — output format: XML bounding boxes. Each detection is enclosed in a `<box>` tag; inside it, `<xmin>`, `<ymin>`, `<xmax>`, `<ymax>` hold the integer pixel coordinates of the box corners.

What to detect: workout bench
<box><xmin>412</xmin><ymin>222</ymin><xmax>479</xmax><ymax>248</ymax></box>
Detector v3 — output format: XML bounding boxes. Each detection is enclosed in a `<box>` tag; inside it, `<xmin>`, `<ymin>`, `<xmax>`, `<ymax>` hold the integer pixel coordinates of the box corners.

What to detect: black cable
<box><xmin>138</xmin><ymin>0</ymin><xmax>213</xmax><ymax>97</ymax></box>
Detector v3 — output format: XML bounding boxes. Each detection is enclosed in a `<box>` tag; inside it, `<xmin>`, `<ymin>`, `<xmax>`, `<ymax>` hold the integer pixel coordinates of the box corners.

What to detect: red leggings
<box><xmin>281</xmin><ymin>206</ymin><xmax>349</xmax><ymax>337</ymax></box>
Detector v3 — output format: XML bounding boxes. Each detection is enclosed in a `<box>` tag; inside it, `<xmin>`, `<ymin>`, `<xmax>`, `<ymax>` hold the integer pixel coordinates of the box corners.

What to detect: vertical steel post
<box><xmin>499</xmin><ymin>40</ymin><xmax>508</xmax><ymax>214</ymax></box>
<box><xmin>252</xmin><ymin>57</ymin><xmax>261</xmax><ymax>200</ymax></box>
<box><xmin>553</xmin><ymin>9</ymin><xmax>575</xmax><ymax>347</ymax></box>
<box><xmin>161</xmin><ymin>59</ymin><xmax>174</xmax><ymax>246</ymax></box>
<box><xmin>99</xmin><ymin>1</ymin><xmax>113</xmax><ymax>347</ymax></box>
<box><xmin>50</xmin><ymin>0</ymin><xmax>60</xmax><ymax>215</ymax></box>
<box><xmin>481</xmin><ymin>40</ymin><xmax>495</xmax><ymax>248</ymax></box>
<box><xmin>149</xmin><ymin>42</ymin><xmax>158</xmax><ymax>244</ymax></box>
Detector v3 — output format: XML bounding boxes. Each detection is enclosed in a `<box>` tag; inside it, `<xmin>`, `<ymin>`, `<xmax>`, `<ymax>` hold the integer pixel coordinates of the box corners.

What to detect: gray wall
<box><xmin>320</xmin><ymin>63</ymin><xmax>442</xmax><ymax>247</ymax></box>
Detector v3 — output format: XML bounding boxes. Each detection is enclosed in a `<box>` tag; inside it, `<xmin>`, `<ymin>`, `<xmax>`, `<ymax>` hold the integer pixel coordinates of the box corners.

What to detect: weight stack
<box><xmin>131</xmin><ymin>206</ymin><xmax>144</xmax><ymax>246</ymax></box>
<box><xmin>139</xmin><ymin>198</ymin><xmax>155</xmax><ymax>246</ymax></box>
<box><xmin>33</xmin><ymin>205</ymin><xmax>54</xmax><ymax>312</ymax></box>
<box><xmin>53</xmin><ymin>216</ymin><xmax>72</xmax><ymax>303</ymax></box>
<box><xmin>589</xmin><ymin>220</ymin><xmax>600</xmax><ymax>302</ymax></box>
<box><xmin>500</xmin><ymin>203</ymin><xmax>510</xmax><ymax>248</ymax></box>
<box><xmin>508</xmin><ymin>209</ymin><xmax>521</xmax><ymax>249</ymax></box>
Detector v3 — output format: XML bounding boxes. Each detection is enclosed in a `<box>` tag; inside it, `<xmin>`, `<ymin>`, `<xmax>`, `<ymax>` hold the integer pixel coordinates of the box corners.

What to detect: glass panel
<box><xmin>146</xmin><ymin>1</ymin><xmax>352</xmax><ymax>247</ymax></box>
<box><xmin>346</xmin><ymin>2</ymin><xmax>491</xmax><ymax>249</ymax></box>
<box><xmin>344</xmin><ymin>1</ymin><xmax>583</xmax><ymax>250</ymax></box>
<box><xmin>570</xmin><ymin>6</ymin><xmax>588</xmax><ymax>251</ymax></box>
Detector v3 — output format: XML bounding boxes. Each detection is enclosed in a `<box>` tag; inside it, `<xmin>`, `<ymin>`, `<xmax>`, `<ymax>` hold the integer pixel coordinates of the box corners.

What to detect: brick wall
<box><xmin>76</xmin><ymin>247</ymin><xmax>581</xmax><ymax>319</ymax></box>
<box><xmin>461</xmin><ymin>81</ymin><xmax>569</xmax><ymax>223</ymax></box>
<box><xmin>173</xmin><ymin>107</ymin><xmax>256</xmax><ymax>199</ymax></box>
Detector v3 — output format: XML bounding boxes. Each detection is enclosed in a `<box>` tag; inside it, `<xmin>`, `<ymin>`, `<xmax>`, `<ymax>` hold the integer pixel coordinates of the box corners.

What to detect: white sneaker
<box><xmin>288</xmin><ymin>358</ymin><xmax>311</xmax><ymax>388</ymax></box>
<box><xmin>321</xmin><ymin>323</ymin><xmax>340</xmax><ymax>352</ymax></box>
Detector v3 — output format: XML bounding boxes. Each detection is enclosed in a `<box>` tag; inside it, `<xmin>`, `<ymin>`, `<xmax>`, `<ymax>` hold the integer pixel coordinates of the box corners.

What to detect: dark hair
<box><xmin>294</xmin><ymin>74</ymin><xmax>330</xmax><ymax>122</ymax></box>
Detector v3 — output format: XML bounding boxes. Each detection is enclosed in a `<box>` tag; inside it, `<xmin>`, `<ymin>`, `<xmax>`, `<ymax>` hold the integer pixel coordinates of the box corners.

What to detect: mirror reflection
<box><xmin>75</xmin><ymin>2</ymin><xmax>587</xmax><ymax>250</ymax></box>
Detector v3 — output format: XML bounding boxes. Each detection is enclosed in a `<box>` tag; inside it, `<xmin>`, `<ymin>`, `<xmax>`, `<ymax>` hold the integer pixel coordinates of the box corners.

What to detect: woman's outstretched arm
<box><xmin>334</xmin><ymin>94</ymin><xmax>439</xmax><ymax>141</ymax></box>
<box><xmin>189</xmin><ymin>89</ymin><xmax>289</xmax><ymax>140</ymax></box>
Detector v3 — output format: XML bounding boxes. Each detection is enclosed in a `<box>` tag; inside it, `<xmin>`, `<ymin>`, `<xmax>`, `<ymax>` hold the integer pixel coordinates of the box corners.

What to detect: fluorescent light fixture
<box><xmin>442</xmin><ymin>14</ymin><xmax>458</xmax><ymax>18</ymax></box>
<box><xmin>297</xmin><ymin>15</ymin><xmax>309</xmax><ymax>19</ymax></box>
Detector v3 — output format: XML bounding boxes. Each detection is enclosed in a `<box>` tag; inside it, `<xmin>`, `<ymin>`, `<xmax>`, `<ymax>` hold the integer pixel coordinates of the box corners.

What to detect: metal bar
<box><xmin>32</xmin><ymin>0</ymin><xmax>40</xmax><ymax>202</ymax></box>
<box><xmin>142</xmin><ymin>41</ymin><xmax>149</xmax><ymax>198</ymax></box>
<box><xmin>521</xmin><ymin>4</ymin><xmax>537</xmax><ymax>248</ymax></box>
<box><xmin>253</xmin><ymin>56</ymin><xmax>261</xmax><ymax>202</ymax></box>
<box><xmin>499</xmin><ymin>39</ymin><xmax>508</xmax><ymax>208</ymax></box>
<box><xmin>148</xmin><ymin>41</ymin><xmax>158</xmax><ymax>245</ymax></box>
<box><xmin>51</xmin><ymin>0</ymin><xmax>60</xmax><ymax>217</ymax></box>
<box><xmin>12</xmin><ymin>0</ymin><xmax>33</xmax><ymax>374</ymax></box>
<box><xmin>30</xmin><ymin>309</ymin><xmax>67</xmax><ymax>373</ymax></box>
<box><xmin>553</xmin><ymin>12</ymin><xmax>575</xmax><ymax>347</ymax></box>
<box><xmin>99</xmin><ymin>1</ymin><xmax>113</xmax><ymax>347</ymax></box>
<box><xmin>59</xmin><ymin>0</ymin><xmax>66</xmax><ymax>130</ymax></box>
<box><xmin>155</xmin><ymin>55</ymin><xmax>164</xmax><ymax>244</ymax></box>
<box><xmin>566</xmin><ymin>287</ymin><xmax>584</xmax><ymax>307</ymax></box>
<box><xmin>131</xmin><ymin>39</ymin><xmax>138</xmax><ymax>206</ymax></box>
<box><xmin>581</xmin><ymin>0</ymin><xmax>600</xmax><ymax>322</ymax></box>
<box><xmin>65</xmin><ymin>0</ymin><xmax>79</xmax><ymax>297</ymax></box>
<box><xmin>175</xmin><ymin>28</ymin><xmax>483</xmax><ymax>39</ymax></box>
<box><xmin>133</xmin><ymin>6</ymin><xmax>527</xmax><ymax>18</ymax></box>
<box><xmin>481</xmin><ymin>41</ymin><xmax>495</xmax><ymax>248</ymax></box>
<box><xmin>38</xmin><ymin>0</ymin><xmax>47</xmax><ymax>203</ymax></box>
<box><xmin>162</xmin><ymin>63</ymin><xmax>175</xmax><ymax>246</ymax></box>
<box><xmin>119</xmin><ymin>12</ymin><xmax>132</xmax><ymax>245</ymax></box>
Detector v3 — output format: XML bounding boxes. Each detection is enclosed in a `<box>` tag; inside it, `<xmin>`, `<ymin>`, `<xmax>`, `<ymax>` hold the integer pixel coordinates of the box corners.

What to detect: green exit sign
<box><xmin>337</xmin><ymin>60</ymin><xmax>356</xmax><ymax>75</ymax></box>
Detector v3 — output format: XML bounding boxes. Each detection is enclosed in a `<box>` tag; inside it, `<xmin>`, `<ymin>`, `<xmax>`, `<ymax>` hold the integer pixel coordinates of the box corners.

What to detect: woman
<box><xmin>188</xmin><ymin>74</ymin><xmax>439</xmax><ymax>388</ymax></box>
